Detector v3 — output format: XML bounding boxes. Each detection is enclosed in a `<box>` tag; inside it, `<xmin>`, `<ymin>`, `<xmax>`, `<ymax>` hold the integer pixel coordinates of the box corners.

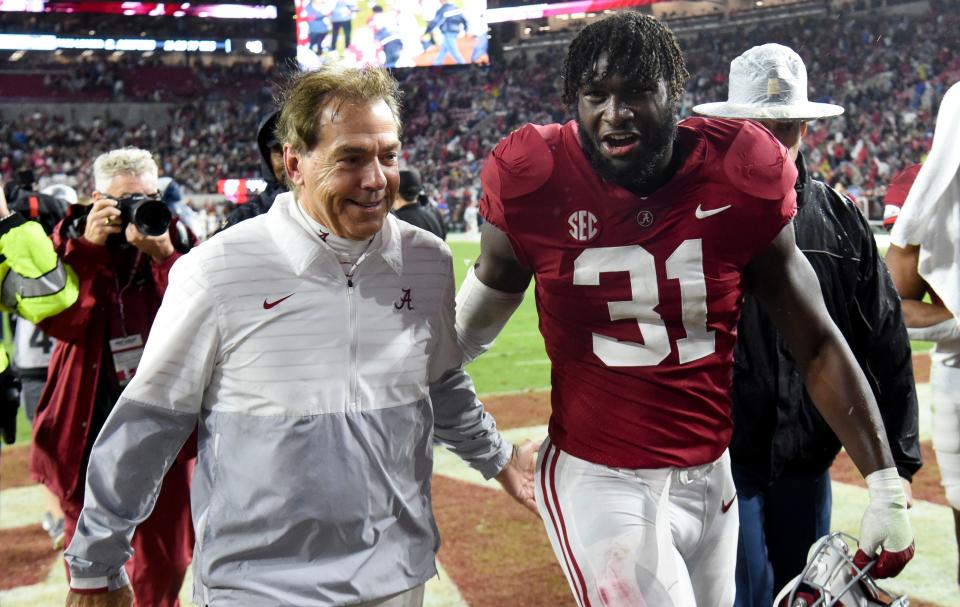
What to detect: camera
<box><xmin>115</xmin><ymin>193</ymin><xmax>172</xmax><ymax>237</ymax></box>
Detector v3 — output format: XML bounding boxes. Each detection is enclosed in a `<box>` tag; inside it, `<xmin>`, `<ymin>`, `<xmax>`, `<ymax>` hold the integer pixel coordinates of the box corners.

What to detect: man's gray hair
<box><xmin>93</xmin><ymin>148</ymin><xmax>159</xmax><ymax>193</ymax></box>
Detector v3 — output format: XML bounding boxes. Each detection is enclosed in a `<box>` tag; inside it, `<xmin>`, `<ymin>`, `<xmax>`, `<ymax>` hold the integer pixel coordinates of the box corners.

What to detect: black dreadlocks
<box><xmin>561</xmin><ymin>12</ymin><xmax>689</xmax><ymax>109</ymax></box>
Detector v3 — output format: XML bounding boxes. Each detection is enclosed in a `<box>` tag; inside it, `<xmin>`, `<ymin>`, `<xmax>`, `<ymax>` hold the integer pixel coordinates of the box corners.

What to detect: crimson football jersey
<box><xmin>481</xmin><ymin>117</ymin><xmax>797</xmax><ymax>468</ymax></box>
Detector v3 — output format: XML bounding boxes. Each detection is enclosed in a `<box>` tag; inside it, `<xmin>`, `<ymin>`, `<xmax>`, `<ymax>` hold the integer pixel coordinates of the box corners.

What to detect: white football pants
<box><xmin>535</xmin><ymin>439</ymin><xmax>739</xmax><ymax>607</ymax></box>
<box><xmin>932</xmin><ymin>362</ymin><xmax>960</xmax><ymax>510</ymax></box>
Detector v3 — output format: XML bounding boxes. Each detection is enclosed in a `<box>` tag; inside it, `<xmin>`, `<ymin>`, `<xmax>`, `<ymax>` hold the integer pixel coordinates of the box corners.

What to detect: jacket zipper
<box><xmin>347</xmin><ymin>277</ymin><xmax>358</xmax><ymax>411</ymax></box>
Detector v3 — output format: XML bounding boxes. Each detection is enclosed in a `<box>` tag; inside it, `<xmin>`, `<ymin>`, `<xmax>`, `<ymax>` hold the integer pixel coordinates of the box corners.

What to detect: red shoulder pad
<box><xmin>722</xmin><ymin>120</ymin><xmax>797</xmax><ymax>200</ymax></box>
<box><xmin>483</xmin><ymin>123</ymin><xmax>557</xmax><ymax>201</ymax></box>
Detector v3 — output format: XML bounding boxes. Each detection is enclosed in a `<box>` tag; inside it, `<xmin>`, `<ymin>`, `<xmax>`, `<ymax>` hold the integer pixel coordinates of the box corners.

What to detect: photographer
<box><xmin>0</xmin><ymin>181</ymin><xmax>79</xmax><ymax>447</ymax></box>
<box><xmin>29</xmin><ymin>148</ymin><xmax>194</xmax><ymax>607</ymax></box>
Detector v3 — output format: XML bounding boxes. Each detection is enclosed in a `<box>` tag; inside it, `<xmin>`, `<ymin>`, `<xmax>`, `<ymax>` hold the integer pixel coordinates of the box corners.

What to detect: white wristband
<box><xmin>906</xmin><ymin>317</ymin><xmax>960</xmax><ymax>342</ymax></box>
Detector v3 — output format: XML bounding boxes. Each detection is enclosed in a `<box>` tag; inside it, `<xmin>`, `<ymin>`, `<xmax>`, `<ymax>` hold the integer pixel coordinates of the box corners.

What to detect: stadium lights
<box><xmin>485</xmin><ymin>0</ymin><xmax>659</xmax><ymax>24</ymax></box>
<box><xmin>0</xmin><ymin>33</ymin><xmax>228</xmax><ymax>53</ymax></box>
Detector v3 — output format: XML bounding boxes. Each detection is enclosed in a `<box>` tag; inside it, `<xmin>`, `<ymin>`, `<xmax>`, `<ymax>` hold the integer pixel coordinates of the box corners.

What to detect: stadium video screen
<box><xmin>295</xmin><ymin>0</ymin><xmax>489</xmax><ymax>70</ymax></box>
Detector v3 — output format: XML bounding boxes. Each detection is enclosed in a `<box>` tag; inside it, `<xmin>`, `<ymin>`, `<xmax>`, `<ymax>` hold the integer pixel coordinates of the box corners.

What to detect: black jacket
<box><xmin>730</xmin><ymin>153</ymin><xmax>921</xmax><ymax>484</ymax></box>
<box><xmin>393</xmin><ymin>203</ymin><xmax>445</xmax><ymax>240</ymax></box>
<box><xmin>425</xmin><ymin>3</ymin><xmax>467</xmax><ymax>35</ymax></box>
<box><xmin>219</xmin><ymin>110</ymin><xmax>287</xmax><ymax>232</ymax></box>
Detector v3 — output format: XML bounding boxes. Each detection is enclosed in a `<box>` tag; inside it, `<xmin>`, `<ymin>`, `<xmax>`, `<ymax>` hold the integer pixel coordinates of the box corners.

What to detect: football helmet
<box><xmin>774</xmin><ymin>532</ymin><xmax>909</xmax><ymax>607</ymax></box>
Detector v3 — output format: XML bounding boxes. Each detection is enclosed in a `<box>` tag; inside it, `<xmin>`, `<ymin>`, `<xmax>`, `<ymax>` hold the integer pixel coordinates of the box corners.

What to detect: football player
<box><xmin>456</xmin><ymin>12</ymin><xmax>915</xmax><ymax>606</ymax></box>
<box><xmin>885</xmin><ymin>81</ymin><xmax>960</xmax><ymax>590</ymax></box>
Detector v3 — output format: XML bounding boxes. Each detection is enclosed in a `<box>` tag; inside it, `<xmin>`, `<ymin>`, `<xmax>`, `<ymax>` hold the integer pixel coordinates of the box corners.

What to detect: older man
<box><xmin>62</xmin><ymin>66</ymin><xmax>535</xmax><ymax>607</ymax></box>
<box><xmin>694</xmin><ymin>44</ymin><xmax>920</xmax><ymax>606</ymax></box>
<box><xmin>29</xmin><ymin>148</ymin><xmax>194</xmax><ymax>607</ymax></box>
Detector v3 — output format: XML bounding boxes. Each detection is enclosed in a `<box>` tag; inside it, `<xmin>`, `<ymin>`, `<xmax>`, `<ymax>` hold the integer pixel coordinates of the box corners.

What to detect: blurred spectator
<box><xmin>29</xmin><ymin>148</ymin><xmax>195</xmax><ymax>607</ymax></box>
<box><xmin>393</xmin><ymin>167</ymin><xmax>446</xmax><ymax>240</ymax></box>
<box><xmin>217</xmin><ymin>110</ymin><xmax>288</xmax><ymax>232</ymax></box>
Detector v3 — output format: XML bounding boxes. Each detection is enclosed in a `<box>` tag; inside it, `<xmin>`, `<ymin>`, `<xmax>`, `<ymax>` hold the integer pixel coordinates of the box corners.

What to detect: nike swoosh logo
<box><xmin>695</xmin><ymin>204</ymin><xmax>732</xmax><ymax>219</ymax></box>
<box><xmin>263</xmin><ymin>294</ymin><xmax>294</xmax><ymax>309</ymax></box>
<box><xmin>721</xmin><ymin>494</ymin><xmax>737</xmax><ymax>513</ymax></box>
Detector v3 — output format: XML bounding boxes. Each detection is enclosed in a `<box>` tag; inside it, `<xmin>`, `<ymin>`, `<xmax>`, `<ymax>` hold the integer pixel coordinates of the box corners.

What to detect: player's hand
<box><xmin>125</xmin><ymin>222</ymin><xmax>174</xmax><ymax>263</ymax></box>
<box><xmin>495</xmin><ymin>439</ymin><xmax>540</xmax><ymax>516</ymax></box>
<box><xmin>83</xmin><ymin>198</ymin><xmax>123</xmax><ymax>246</ymax></box>
<box><xmin>855</xmin><ymin>468</ymin><xmax>915</xmax><ymax>578</ymax></box>
<box><xmin>65</xmin><ymin>585</ymin><xmax>133</xmax><ymax>607</ymax></box>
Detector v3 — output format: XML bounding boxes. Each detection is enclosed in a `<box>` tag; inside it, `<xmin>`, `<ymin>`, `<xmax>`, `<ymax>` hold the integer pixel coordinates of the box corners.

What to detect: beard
<box><xmin>577</xmin><ymin>114</ymin><xmax>678</xmax><ymax>195</ymax></box>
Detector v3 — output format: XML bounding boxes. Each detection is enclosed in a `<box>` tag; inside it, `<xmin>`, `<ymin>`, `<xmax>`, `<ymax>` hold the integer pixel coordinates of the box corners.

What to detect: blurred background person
<box><xmin>10</xmin><ymin>182</ymin><xmax>75</xmax><ymax>550</ymax></box>
<box><xmin>304</xmin><ymin>0</ymin><xmax>331</xmax><ymax>55</ymax></box>
<box><xmin>218</xmin><ymin>110</ymin><xmax>289</xmax><ymax>231</ymax></box>
<box><xmin>0</xmin><ymin>178</ymin><xmax>79</xmax><ymax>448</ymax></box>
<box><xmin>393</xmin><ymin>167</ymin><xmax>446</xmax><ymax>240</ymax></box>
<box><xmin>329</xmin><ymin>0</ymin><xmax>358</xmax><ymax>55</ymax></box>
<box><xmin>425</xmin><ymin>0</ymin><xmax>466</xmax><ymax>66</ymax></box>
<box><xmin>370</xmin><ymin>5</ymin><xmax>404</xmax><ymax>69</ymax></box>
<box><xmin>29</xmin><ymin>148</ymin><xmax>195</xmax><ymax>607</ymax></box>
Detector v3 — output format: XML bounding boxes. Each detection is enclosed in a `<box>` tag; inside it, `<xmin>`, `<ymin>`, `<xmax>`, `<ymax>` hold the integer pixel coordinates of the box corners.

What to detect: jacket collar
<box><xmin>266</xmin><ymin>192</ymin><xmax>402</xmax><ymax>277</ymax></box>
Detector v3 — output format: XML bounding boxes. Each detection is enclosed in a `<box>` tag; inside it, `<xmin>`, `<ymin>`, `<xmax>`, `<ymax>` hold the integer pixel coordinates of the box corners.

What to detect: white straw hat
<box><xmin>693</xmin><ymin>43</ymin><xmax>844</xmax><ymax>120</ymax></box>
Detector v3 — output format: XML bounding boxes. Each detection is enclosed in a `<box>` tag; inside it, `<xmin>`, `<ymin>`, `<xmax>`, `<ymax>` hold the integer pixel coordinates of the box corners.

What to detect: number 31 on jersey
<box><xmin>573</xmin><ymin>240</ymin><xmax>715</xmax><ymax>367</ymax></box>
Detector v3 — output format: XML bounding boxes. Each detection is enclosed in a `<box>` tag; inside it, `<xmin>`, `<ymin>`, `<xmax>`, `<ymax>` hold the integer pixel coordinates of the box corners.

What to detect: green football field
<box><xmin>4</xmin><ymin>237</ymin><xmax>956</xmax><ymax>606</ymax></box>
<box><xmin>448</xmin><ymin>240</ymin><xmax>550</xmax><ymax>395</ymax></box>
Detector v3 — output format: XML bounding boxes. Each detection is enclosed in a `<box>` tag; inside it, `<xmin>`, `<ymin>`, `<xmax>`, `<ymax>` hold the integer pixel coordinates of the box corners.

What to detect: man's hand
<box><xmin>495</xmin><ymin>439</ymin><xmax>540</xmax><ymax>516</ymax></box>
<box><xmin>855</xmin><ymin>468</ymin><xmax>915</xmax><ymax>578</ymax></box>
<box><xmin>83</xmin><ymin>198</ymin><xmax>123</xmax><ymax>246</ymax></box>
<box><xmin>65</xmin><ymin>586</ymin><xmax>134</xmax><ymax>607</ymax></box>
<box><xmin>125</xmin><ymin>222</ymin><xmax>174</xmax><ymax>263</ymax></box>
<box><xmin>901</xmin><ymin>477</ymin><xmax>913</xmax><ymax>509</ymax></box>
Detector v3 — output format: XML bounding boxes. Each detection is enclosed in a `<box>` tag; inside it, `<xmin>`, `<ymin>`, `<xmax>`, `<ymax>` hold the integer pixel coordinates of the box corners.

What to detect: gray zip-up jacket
<box><xmin>65</xmin><ymin>192</ymin><xmax>511</xmax><ymax>606</ymax></box>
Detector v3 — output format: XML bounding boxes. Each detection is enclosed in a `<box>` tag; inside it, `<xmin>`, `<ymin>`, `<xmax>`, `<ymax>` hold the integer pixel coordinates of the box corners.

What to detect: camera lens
<box><xmin>133</xmin><ymin>200</ymin><xmax>172</xmax><ymax>237</ymax></box>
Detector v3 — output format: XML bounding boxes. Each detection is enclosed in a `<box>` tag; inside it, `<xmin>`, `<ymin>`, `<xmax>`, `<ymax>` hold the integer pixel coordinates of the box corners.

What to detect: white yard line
<box><xmin>0</xmin><ymin>485</ymin><xmax>45</xmax><ymax>530</ymax></box>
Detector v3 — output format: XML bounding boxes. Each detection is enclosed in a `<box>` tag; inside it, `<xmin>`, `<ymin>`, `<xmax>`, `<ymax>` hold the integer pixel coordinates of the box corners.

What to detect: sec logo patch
<box><xmin>567</xmin><ymin>210</ymin><xmax>600</xmax><ymax>242</ymax></box>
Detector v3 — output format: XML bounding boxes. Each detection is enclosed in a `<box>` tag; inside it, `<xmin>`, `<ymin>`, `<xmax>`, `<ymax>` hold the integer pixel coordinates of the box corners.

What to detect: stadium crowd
<box><xmin>2</xmin><ymin>1</ymin><xmax>958</xmax><ymax>224</ymax></box>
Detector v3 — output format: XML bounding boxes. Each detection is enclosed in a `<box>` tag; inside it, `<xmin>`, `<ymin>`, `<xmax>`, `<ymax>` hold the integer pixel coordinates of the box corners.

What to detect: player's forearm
<box><xmin>900</xmin><ymin>299</ymin><xmax>954</xmax><ymax>329</ymax></box>
<box><xmin>802</xmin><ymin>334</ymin><xmax>896</xmax><ymax>477</ymax></box>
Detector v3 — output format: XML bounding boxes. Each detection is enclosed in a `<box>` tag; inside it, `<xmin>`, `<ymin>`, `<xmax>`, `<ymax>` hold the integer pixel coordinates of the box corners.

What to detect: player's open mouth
<box><xmin>600</xmin><ymin>132</ymin><xmax>640</xmax><ymax>156</ymax></box>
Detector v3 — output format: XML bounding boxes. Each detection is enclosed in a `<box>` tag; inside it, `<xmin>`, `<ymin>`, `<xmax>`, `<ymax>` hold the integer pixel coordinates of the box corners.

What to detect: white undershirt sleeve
<box><xmin>906</xmin><ymin>317</ymin><xmax>960</xmax><ymax>342</ymax></box>
<box><xmin>454</xmin><ymin>267</ymin><xmax>525</xmax><ymax>365</ymax></box>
